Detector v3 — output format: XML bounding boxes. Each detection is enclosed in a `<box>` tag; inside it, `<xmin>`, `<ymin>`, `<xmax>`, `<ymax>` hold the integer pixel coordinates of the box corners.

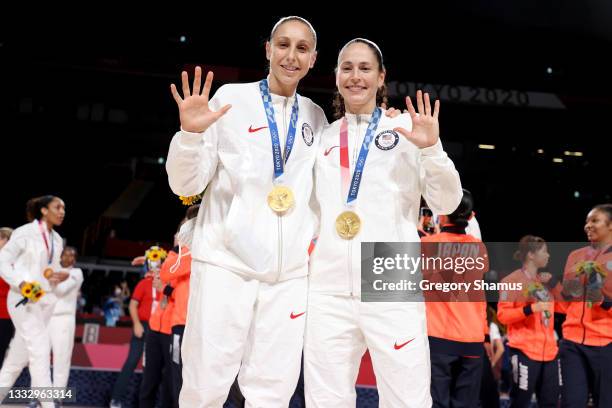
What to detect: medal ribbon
<box><xmin>339</xmin><ymin>108</ymin><xmax>382</xmax><ymax>205</ymax></box>
<box><xmin>38</xmin><ymin>220</ymin><xmax>54</xmax><ymax>265</ymax></box>
<box><xmin>259</xmin><ymin>79</ymin><xmax>299</xmax><ymax>180</ymax></box>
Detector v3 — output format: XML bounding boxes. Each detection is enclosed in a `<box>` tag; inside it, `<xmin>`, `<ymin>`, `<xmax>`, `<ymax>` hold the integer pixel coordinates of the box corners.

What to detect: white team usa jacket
<box><xmin>166</xmin><ymin>81</ymin><xmax>327</xmax><ymax>282</ymax></box>
<box><xmin>0</xmin><ymin>220</ymin><xmax>63</xmax><ymax>293</ymax></box>
<box><xmin>309</xmin><ymin>112</ymin><xmax>462</xmax><ymax>296</ymax></box>
<box><xmin>52</xmin><ymin>267</ymin><xmax>84</xmax><ymax>316</ymax></box>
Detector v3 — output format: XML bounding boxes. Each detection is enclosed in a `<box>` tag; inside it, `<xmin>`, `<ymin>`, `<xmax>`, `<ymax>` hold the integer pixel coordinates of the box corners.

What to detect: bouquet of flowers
<box><xmin>16</xmin><ymin>281</ymin><xmax>45</xmax><ymax>307</ymax></box>
<box><xmin>145</xmin><ymin>245</ymin><xmax>168</xmax><ymax>272</ymax></box>
<box><xmin>524</xmin><ymin>282</ymin><xmax>551</xmax><ymax>327</ymax></box>
<box><xmin>576</xmin><ymin>260</ymin><xmax>607</xmax><ymax>307</ymax></box>
<box><xmin>179</xmin><ymin>193</ymin><xmax>203</xmax><ymax>206</ymax></box>
<box><xmin>177</xmin><ymin>186</ymin><xmax>207</xmax><ymax>206</ymax></box>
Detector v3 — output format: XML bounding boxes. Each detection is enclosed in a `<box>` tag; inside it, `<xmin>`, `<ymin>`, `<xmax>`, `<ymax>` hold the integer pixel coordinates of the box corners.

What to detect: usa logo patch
<box><xmin>375</xmin><ymin>130</ymin><xmax>399</xmax><ymax>150</ymax></box>
<box><xmin>302</xmin><ymin>123</ymin><xmax>314</xmax><ymax>146</ymax></box>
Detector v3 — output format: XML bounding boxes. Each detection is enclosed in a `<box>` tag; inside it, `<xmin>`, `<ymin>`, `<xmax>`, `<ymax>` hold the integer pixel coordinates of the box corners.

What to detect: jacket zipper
<box><xmin>277</xmin><ymin>217</ymin><xmax>283</xmax><ymax>281</ymax></box>
<box><xmin>580</xmin><ymin>277</ymin><xmax>587</xmax><ymax>344</ymax></box>
<box><xmin>275</xmin><ymin>97</ymin><xmax>290</xmax><ymax>281</ymax></box>
<box><xmin>348</xmin><ymin>241</ymin><xmax>353</xmax><ymax>296</ymax></box>
<box><xmin>541</xmin><ymin>312</ymin><xmax>548</xmax><ymax>362</ymax></box>
<box><xmin>348</xmin><ymin>115</ymin><xmax>362</xmax><ymax>297</ymax></box>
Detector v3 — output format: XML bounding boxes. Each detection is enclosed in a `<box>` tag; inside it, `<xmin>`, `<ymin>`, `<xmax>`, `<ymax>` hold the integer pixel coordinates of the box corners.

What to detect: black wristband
<box><xmin>601</xmin><ymin>297</ymin><xmax>612</xmax><ymax>311</ymax></box>
<box><xmin>523</xmin><ymin>305</ymin><xmax>533</xmax><ymax>316</ymax></box>
<box><xmin>163</xmin><ymin>285</ymin><xmax>174</xmax><ymax>297</ymax></box>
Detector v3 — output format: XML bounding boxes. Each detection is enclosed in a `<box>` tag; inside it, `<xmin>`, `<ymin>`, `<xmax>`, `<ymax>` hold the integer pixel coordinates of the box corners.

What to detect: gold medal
<box><xmin>43</xmin><ymin>268</ymin><xmax>54</xmax><ymax>279</ymax></box>
<box><xmin>335</xmin><ymin>211</ymin><xmax>361</xmax><ymax>239</ymax></box>
<box><xmin>267</xmin><ymin>185</ymin><xmax>295</xmax><ymax>213</ymax></box>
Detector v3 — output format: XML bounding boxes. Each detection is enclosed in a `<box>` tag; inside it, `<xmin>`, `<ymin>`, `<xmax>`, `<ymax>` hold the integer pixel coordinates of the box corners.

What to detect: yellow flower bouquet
<box><xmin>145</xmin><ymin>245</ymin><xmax>168</xmax><ymax>271</ymax></box>
<box><xmin>575</xmin><ymin>260</ymin><xmax>607</xmax><ymax>307</ymax></box>
<box><xmin>177</xmin><ymin>187</ymin><xmax>207</xmax><ymax>206</ymax></box>
<box><xmin>16</xmin><ymin>281</ymin><xmax>45</xmax><ymax>307</ymax></box>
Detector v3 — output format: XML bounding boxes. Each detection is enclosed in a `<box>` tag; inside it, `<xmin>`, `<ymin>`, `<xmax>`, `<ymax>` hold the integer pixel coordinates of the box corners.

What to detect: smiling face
<box><xmin>584</xmin><ymin>209</ymin><xmax>612</xmax><ymax>243</ymax></box>
<box><xmin>336</xmin><ymin>41</ymin><xmax>385</xmax><ymax>114</ymax></box>
<box><xmin>265</xmin><ymin>19</ymin><xmax>317</xmax><ymax>96</ymax></box>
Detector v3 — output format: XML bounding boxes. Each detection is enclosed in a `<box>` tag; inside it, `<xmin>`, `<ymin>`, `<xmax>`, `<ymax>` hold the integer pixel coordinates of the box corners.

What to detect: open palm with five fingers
<box><xmin>394</xmin><ymin>90</ymin><xmax>440</xmax><ymax>149</ymax></box>
<box><xmin>170</xmin><ymin>66</ymin><xmax>232</xmax><ymax>133</ymax></box>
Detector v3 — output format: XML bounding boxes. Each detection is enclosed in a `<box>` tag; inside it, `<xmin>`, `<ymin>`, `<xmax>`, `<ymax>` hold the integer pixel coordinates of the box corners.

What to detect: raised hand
<box><xmin>394</xmin><ymin>90</ymin><xmax>440</xmax><ymax>148</ymax></box>
<box><xmin>131</xmin><ymin>256</ymin><xmax>146</xmax><ymax>266</ymax></box>
<box><xmin>170</xmin><ymin>66</ymin><xmax>232</xmax><ymax>133</ymax></box>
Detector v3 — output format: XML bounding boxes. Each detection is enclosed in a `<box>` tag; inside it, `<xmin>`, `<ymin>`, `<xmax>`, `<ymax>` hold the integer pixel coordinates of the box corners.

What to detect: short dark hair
<box><xmin>592</xmin><ymin>204</ymin><xmax>612</xmax><ymax>222</ymax></box>
<box><xmin>63</xmin><ymin>246</ymin><xmax>78</xmax><ymax>256</ymax></box>
<box><xmin>447</xmin><ymin>189</ymin><xmax>474</xmax><ymax>227</ymax></box>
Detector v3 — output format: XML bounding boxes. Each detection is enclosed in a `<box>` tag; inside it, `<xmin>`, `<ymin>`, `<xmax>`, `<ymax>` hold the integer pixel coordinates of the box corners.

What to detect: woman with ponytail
<box><xmin>497</xmin><ymin>235</ymin><xmax>561</xmax><ymax>407</ymax></box>
<box><xmin>420</xmin><ymin>189</ymin><xmax>489</xmax><ymax>408</ymax></box>
<box><xmin>0</xmin><ymin>195</ymin><xmax>66</xmax><ymax>408</ymax></box>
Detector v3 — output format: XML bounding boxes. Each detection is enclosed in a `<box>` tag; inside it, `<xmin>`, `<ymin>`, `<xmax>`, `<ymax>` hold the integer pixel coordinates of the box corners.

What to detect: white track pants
<box><xmin>180</xmin><ymin>262</ymin><xmax>307</xmax><ymax>408</ymax></box>
<box><xmin>49</xmin><ymin>313</ymin><xmax>75</xmax><ymax>389</ymax></box>
<box><xmin>304</xmin><ymin>293</ymin><xmax>432</xmax><ymax>408</ymax></box>
<box><xmin>0</xmin><ymin>290</ymin><xmax>56</xmax><ymax>408</ymax></box>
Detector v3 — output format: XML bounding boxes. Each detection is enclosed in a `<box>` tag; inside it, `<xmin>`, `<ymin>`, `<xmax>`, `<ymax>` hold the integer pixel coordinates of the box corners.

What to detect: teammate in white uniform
<box><xmin>0</xmin><ymin>196</ymin><xmax>66</xmax><ymax>408</ymax></box>
<box><xmin>304</xmin><ymin>39</ymin><xmax>463</xmax><ymax>408</ymax></box>
<box><xmin>166</xmin><ymin>17</ymin><xmax>328</xmax><ymax>408</ymax></box>
<box><xmin>49</xmin><ymin>246</ymin><xmax>83</xmax><ymax>393</ymax></box>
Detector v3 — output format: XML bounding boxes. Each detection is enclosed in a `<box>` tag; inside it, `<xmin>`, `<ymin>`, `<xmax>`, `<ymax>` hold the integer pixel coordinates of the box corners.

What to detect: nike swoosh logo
<box><xmin>324</xmin><ymin>145</ymin><xmax>339</xmax><ymax>156</ymax></box>
<box><xmin>394</xmin><ymin>338</ymin><xmax>415</xmax><ymax>350</ymax></box>
<box><xmin>290</xmin><ymin>311</ymin><xmax>305</xmax><ymax>319</ymax></box>
<box><xmin>248</xmin><ymin>125</ymin><xmax>268</xmax><ymax>133</ymax></box>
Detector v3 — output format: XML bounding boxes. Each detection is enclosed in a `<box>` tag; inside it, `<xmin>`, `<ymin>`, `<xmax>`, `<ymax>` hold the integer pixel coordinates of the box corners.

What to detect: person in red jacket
<box><xmin>497</xmin><ymin>235</ymin><xmax>562</xmax><ymax>407</ymax></box>
<box><xmin>422</xmin><ymin>189</ymin><xmax>489</xmax><ymax>408</ymax></box>
<box><xmin>139</xmin><ymin>254</ymin><xmax>174</xmax><ymax>408</ymax></box>
<box><xmin>109</xmin><ymin>271</ymin><xmax>161</xmax><ymax>408</ymax></box>
<box><xmin>158</xmin><ymin>204</ymin><xmax>198</xmax><ymax>408</ymax></box>
<box><xmin>558</xmin><ymin>203</ymin><xmax>612</xmax><ymax>408</ymax></box>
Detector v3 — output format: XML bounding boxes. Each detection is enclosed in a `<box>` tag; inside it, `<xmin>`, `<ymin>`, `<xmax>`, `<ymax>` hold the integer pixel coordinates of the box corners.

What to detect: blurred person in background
<box><xmin>0</xmin><ymin>227</ymin><xmax>15</xmax><ymax>369</ymax></box>
<box><xmin>49</xmin><ymin>246</ymin><xmax>84</xmax><ymax>405</ymax></box>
